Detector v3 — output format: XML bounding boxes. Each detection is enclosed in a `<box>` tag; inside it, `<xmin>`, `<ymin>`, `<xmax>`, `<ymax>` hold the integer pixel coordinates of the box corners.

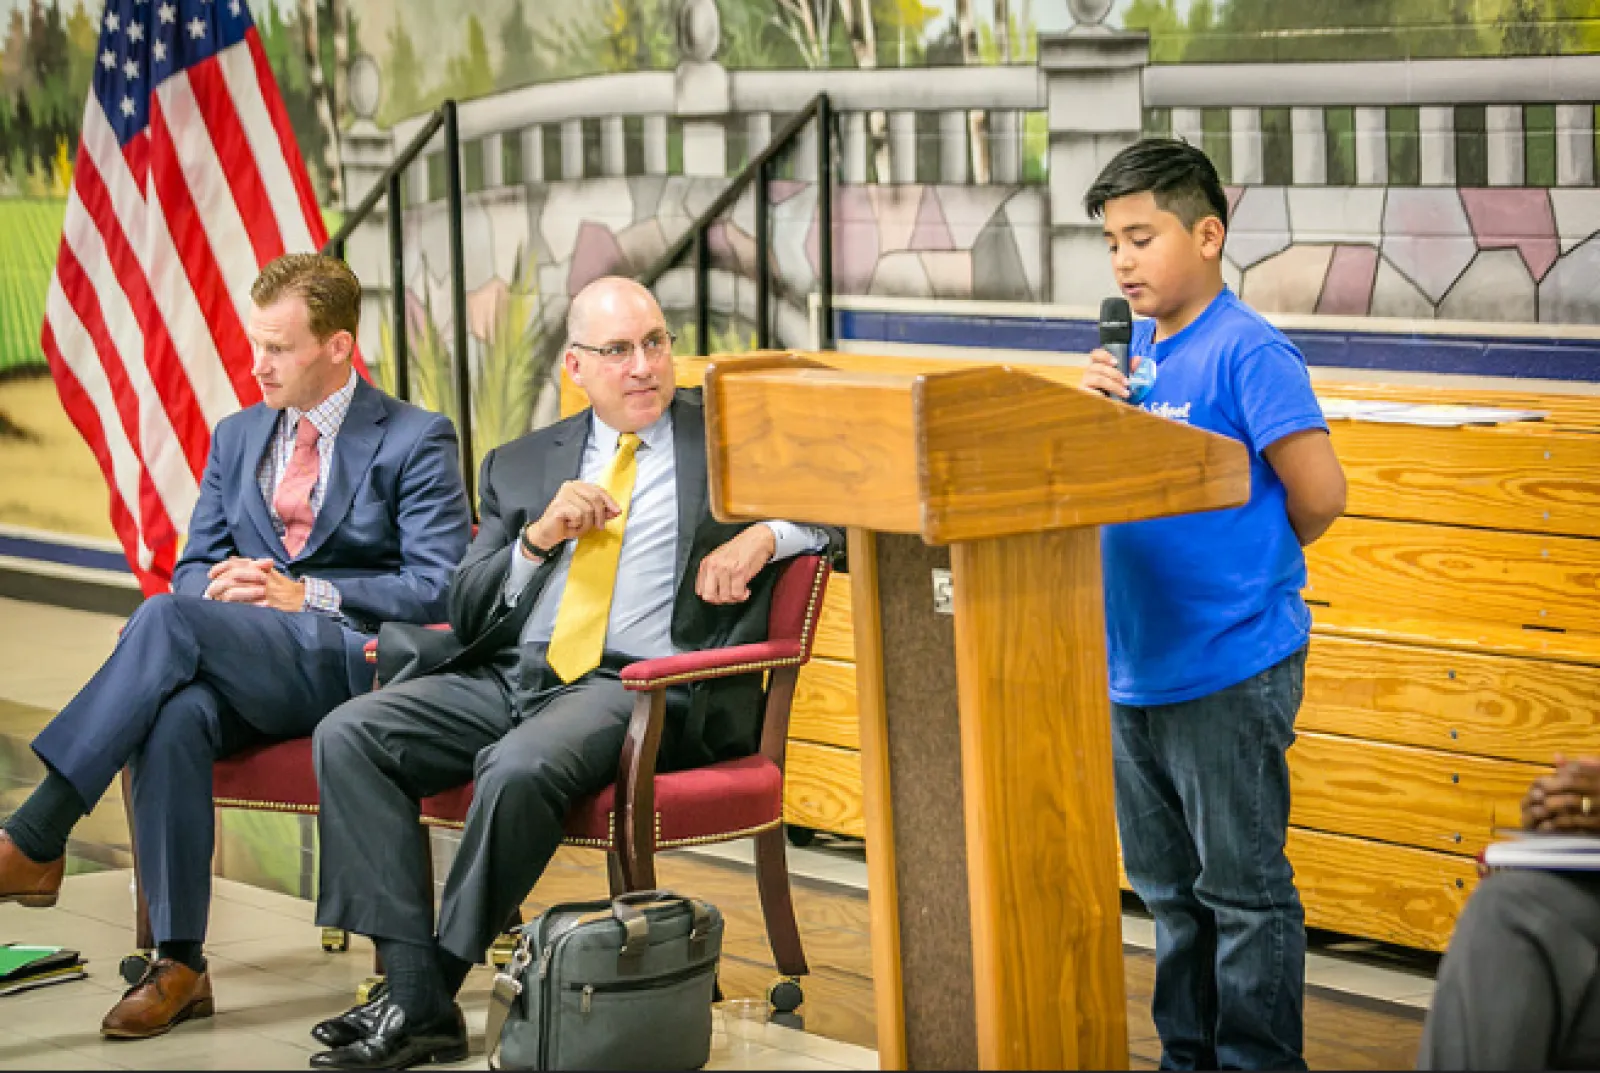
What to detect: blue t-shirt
<box><xmin>1101</xmin><ymin>287</ymin><xmax>1327</xmax><ymax>707</ymax></box>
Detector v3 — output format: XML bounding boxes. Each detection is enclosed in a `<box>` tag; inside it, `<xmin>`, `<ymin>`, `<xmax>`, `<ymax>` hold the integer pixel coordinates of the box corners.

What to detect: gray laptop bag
<box><xmin>486</xmin><ymin>890</ymin><xmax>723</xmax><ymax>1071</ymax></box>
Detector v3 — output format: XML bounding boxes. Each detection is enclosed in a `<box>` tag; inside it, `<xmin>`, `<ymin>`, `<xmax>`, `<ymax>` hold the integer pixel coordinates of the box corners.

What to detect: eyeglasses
<box><xmin>570</xmin><ymin>331</ymin><xmax>676</xmax><ymax>366</ymax></box>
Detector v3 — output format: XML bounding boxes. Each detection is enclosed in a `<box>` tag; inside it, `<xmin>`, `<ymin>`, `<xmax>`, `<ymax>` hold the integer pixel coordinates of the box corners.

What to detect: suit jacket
<box><xmin>173</xmin><ymin>377</ymin><xmax>473</xmax><ymax>679</ymax></box>
<box><xmin>377</xmin><ymin>388</ymin><xmax>838</xmax><ymax>768</ymax></box>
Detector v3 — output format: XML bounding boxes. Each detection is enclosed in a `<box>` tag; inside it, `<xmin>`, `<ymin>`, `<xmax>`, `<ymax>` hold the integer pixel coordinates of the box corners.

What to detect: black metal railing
<box><xmin>638</xmin><ymin>93</ymin><xmax>835</xmax><ymax>353</ymax></box>
<box><xmin>322</xmin><ymin>101</ymin><xmax>476</xmax><ymax>510</ymax></box>
<box><xmin>323</xmin><ymin>92</ymin><xmax>839</xmax><ymax>510</ymax></box>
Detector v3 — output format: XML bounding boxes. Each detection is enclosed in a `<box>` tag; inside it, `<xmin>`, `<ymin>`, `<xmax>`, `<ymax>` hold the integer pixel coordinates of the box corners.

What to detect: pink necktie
<box><xmin>273</xmin><ymin>416</ymin><xmax>321</xmax><ymax>557</ymax></box>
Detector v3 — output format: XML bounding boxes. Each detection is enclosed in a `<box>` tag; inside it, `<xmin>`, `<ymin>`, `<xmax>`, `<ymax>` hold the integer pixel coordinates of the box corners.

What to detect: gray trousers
<box><xmin>311</xmin><ymin>647</ymin><xmax>646</xmax><ymax>963</ymax></box>
<box><xmin>1419</xmin><ymin>870</ymin><xmax>1600</xmax><ymax>1070</ymax></box>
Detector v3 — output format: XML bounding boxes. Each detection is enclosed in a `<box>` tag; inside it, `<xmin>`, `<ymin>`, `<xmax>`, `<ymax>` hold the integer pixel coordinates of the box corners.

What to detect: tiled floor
<box><xmin>0</xmin><ymin>869</ymin><xmax>874</xmax><ymax>1071</ymax></box>
<box><xmin>0</xmin><ymin>595</ymin><xmax>1437</xmax><ymax>1069</ymax></box>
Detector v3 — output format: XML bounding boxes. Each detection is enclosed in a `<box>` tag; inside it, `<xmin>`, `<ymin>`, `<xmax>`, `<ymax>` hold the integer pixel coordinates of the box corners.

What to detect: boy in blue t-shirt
<box><xmin>1080</xmin><ymin>139</ymin><xmax>1347</xmax><ymax>1071</ymax></box>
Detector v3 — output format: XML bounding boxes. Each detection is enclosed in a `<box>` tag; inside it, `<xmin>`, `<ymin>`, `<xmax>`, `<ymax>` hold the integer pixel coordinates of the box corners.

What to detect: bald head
<box><xmin>567</xmin><ymin>276</ymin><xmax>661</xmax><ymax>346</ymax></box>
<box><xmin>563</xmin><ymin>276</ymin><xmax>676</xmax><ymax>433</ymax></box>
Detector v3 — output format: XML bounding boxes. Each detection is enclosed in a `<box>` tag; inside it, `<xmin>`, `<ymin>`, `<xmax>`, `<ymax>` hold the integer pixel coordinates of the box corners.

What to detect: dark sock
<box><xmin>376</xmin><ymin>937</ymin><xmax>448</xmax><ymax>1025</ymax></box>
<box><xmin>158</xmin><ymin>940</ymin><xmax>206</xmax><ymax>974</ymax></box>
<box><xmin>437</xmin><ymin>946</ymin><xmax>473</xmax><ymax>998</ymax></box>
<box><xmin>3</xmin><ymin>768</ymin><xmax>87</xmax><ymax>863</ymax></box>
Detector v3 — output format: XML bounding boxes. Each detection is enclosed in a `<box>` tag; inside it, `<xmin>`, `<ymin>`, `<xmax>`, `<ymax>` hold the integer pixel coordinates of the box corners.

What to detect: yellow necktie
<box><xmin>546</xmin><ymin>432</ymin><xmax>643</xmax><ymax>683</ymax></box>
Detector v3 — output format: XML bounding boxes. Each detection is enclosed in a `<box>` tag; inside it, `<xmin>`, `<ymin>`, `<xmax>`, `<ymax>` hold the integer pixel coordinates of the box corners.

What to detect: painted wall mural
<box><xmin>1</xmin><ymin>0</ymin><xmax>1598</xmax><ymax>545</ymax></box>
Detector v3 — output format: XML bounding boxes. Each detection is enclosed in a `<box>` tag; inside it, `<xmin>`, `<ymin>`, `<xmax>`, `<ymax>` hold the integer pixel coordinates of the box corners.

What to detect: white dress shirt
<box><xmin>503</xmin><ymin>410</ymin><xmax>829</xmax><ymax>661</ymax></box>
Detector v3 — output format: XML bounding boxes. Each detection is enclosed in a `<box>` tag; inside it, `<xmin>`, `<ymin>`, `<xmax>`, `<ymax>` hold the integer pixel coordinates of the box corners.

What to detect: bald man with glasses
<box><xmin>305</xmin><ymin>277</ymin><xmax>839</xmax><ymax>1070</ymax></box>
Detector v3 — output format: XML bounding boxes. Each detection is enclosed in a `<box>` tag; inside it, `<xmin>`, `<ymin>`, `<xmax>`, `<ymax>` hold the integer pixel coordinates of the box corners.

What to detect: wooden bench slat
<box><xmin>791</xmin><ymin>657</ymin><xmax>860</xmax><ymax>752</ymax></box>
<box><xmin>814</xmin><ymin>584</ymin><xmax>855</xmax><ymax>663</ymax></box>
<box><xmin>1288</xmin><ymin>731</ymin><xmax>1544</xmax><ymax>855</ymax></box>
<box><xmin>1316</xmin><ymin>380</ymin><xmax>1600</xmax><ymax>431</ymax></box>
<box><xmin>1313</xmin><ymin>608</ymin><xmax>1600</xmax><ymax>667</ymax></box>
<box><xmin>1286</xmin><ymin>828</ymin><xmax>1476</xmax><ymax>953</ymax></box>
<box><xmin>1306</xmin><ymin>516</ymin><xmax>1600</xmax><ymax>637</ymax></box>
<box><xmin>1334</xmin><ymin>423</ymin><xmax>1600</xmax><ymax>539</ymax></box>
<box><xmin>784</xmin><ymin>740</ymin><xmax>866</xmax><ymax>838</ymax></box>
<box><xmin>1303</xmin><ymin>634</ymin><xmax>1600</xmax><ymax>763</ymax></box>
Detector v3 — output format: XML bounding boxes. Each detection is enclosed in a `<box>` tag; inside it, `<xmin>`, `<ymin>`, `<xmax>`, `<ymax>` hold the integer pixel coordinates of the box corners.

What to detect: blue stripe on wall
<box><xmin>839</xmin><ymin>310</ymin><xmax>1600</xmax><ymax>382</ymax></box>
<box><xmin>0</xmin><ymin>534</ymin><xmax>131</xmax><ymax>574</ymax></box>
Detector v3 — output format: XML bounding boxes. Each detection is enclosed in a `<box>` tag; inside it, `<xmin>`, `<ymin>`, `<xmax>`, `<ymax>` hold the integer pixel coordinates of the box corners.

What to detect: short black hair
<box><xmin>1083</xmin><ymin>138</ymin><xmax>1229</xmax><ymax>231</ymax></box>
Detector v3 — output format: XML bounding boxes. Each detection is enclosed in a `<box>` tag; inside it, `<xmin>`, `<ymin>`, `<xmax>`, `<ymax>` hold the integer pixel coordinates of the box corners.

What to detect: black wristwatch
<box><xmin>519</xmin><ymin>526</ymin><xmax>560</xmax><ymax>561</ymax></box>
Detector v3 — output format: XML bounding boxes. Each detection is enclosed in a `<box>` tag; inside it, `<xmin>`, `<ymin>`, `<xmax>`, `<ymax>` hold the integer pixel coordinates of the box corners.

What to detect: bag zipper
<box><xmin>570</xmin><ymin>961</ymin><xmax>718</xmax><ymax>1015</ymax></box>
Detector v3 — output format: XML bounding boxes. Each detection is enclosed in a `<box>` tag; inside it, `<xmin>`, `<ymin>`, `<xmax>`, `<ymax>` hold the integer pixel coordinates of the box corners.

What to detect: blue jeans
<box><xmin>1112</xmin><ymin>647</ymin><xmax>1308</xmax><ymax>1071</ymax></box>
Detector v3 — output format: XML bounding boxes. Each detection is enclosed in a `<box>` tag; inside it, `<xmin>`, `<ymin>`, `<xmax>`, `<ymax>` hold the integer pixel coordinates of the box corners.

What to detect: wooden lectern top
<box><xmin>702</xmin><ymin>352</ymin><xmax>1250</xmax><ymax>544</ymax></box>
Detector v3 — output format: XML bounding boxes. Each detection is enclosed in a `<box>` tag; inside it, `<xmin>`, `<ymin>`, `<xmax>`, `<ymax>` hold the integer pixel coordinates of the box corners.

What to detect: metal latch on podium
<box><xmin>932</xmin><ymin>568</ymin><xmax>953</xmax><ymax>614</ymax></box>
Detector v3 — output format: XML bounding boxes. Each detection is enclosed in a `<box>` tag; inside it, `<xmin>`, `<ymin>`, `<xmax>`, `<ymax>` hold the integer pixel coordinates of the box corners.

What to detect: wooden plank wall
<box><xmin>563</xmin><ymin>358</ymin><xmax>1600</xmax><ymax>953</ymax></box>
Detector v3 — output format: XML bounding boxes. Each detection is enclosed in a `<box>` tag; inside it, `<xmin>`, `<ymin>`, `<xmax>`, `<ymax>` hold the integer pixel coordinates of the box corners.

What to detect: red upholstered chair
<box><xmin>126</xmin><ymin>553</ymin><xmax>832</xmax><ymax>1008</ymax></box>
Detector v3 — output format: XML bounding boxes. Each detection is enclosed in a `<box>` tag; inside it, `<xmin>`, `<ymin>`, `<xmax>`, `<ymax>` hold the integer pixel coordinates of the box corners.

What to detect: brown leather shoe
<box><xmin>101</xmin><ymin>959</ymin><xmax>214</xmax><ymax>1040</ymax></box>
<box><xmin>0</xmin><ymin>830</ymin><xmax>64</xmax><ymax>907</ymax></box>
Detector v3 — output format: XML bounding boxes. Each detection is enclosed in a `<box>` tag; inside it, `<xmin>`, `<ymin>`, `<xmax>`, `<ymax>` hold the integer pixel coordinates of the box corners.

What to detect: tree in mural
<box><xmin>1124</xmin><ymin>0</ymin><xmax>1590</xmax><ymax>61</ymax></box>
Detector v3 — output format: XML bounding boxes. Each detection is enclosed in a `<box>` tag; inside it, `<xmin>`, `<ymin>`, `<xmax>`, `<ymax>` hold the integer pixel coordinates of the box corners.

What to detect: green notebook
<box><xmin>0</xmin><ymin>944</ymin><xmax>84</xmax><ymax>982</ymax></box>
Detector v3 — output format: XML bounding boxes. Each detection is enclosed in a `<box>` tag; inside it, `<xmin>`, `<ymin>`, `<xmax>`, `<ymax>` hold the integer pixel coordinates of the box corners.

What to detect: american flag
<box><xmin>43</xmin><ymin>0</ymin><xmax>332</xmax><ymax>595</ymax></box>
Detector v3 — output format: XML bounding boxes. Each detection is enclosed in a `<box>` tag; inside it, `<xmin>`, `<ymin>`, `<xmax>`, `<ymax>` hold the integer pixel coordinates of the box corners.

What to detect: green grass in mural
<box><xmin>0</xmin><ymin>199</ymin><xmax>65</xmax><ymax>375</ymax></box>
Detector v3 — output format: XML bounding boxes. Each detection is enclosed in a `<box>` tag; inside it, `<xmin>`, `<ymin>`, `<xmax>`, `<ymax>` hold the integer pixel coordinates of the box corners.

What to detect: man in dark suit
<box><xmin>307</xmin><ymin>276</ymin><xmax>834</xmax><ymax>1070</ymax></box>
<box><xmin>0</xmin><ymin>254</ymin><xmax>472</xmax><ymax>1039</ymax></box>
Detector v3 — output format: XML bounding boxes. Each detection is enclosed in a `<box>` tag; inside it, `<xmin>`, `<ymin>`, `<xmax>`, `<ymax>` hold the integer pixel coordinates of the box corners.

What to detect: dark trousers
<box><xmin>1112</xmin><ymin>647</ymin><xmax>1309</xmax><ymax>1072</ymax></box>
<box><xmin>31</xmin><ymin>593</ymin><xmax>364</xmax><ymax>943</ymax></box>
<box><xmin>1419</xmin><ymin>870</ymin><xmax>1600</xmax><ymax>1070</ymax></box>
<box><xmin>312</xmin><ymin>647</ymin><xmax>675</xmax><ymax>963</ymax></box>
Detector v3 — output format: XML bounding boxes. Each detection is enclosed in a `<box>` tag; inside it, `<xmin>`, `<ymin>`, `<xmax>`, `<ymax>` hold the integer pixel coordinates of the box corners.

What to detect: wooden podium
<box><xmin>700</xmin><ymin>354</ymin><xmax>1250</xmax><ymax>1070</ymax></box>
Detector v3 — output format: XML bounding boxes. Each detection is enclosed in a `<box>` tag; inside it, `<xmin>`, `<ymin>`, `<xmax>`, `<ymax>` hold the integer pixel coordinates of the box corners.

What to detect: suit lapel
<box><xmin>296</xmin><ymin>379</ymin><xmax>386</xmax><ymax>562</ymax></box>
<box><xmin>241</xmin><ymin>405</ymin><xmax>287</xmax><ymax>555</ymax></box>
<box><xmin>543</xmin><ymin>411</ymin><xmax>589</xmax><ymax>509</ymax></box>
<box><xmin>672</xmin><ymin>391</ymin><xmax>707</xmax><ymax>587</ymax></box>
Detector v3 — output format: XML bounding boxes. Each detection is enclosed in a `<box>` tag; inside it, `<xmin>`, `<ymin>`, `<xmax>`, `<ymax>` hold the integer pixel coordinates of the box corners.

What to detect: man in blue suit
<box><xmin>0</xmin><ymin>253</ymin><xmax>472</xmax><ymax>1040</ymax></box>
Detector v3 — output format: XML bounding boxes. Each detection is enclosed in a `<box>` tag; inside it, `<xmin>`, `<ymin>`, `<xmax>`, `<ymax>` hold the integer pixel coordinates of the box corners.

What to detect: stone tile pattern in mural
<box><xmin>388</xmin><ymin>176</ymin><xmax>1046</xmax><ymax>355</ymax></box>
<box><xmin>1227</xmin><ymin>186</ymin><xmax>1600</xmax><ymax>325</ymax></box>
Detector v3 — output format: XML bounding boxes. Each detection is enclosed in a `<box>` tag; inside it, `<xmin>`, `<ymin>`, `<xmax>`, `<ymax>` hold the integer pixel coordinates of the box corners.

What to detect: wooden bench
<box><xmin>563</xmin><ymin>357</ymin><xmax>1600</xmax><ymax>953</ymax></box>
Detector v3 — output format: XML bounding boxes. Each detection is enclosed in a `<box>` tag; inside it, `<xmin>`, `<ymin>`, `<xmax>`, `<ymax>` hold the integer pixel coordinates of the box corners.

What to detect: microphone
<box><xmin>1098</xmin><ymin>297</ymin><xmax>1133</xmax><ymax>378</ymax></box>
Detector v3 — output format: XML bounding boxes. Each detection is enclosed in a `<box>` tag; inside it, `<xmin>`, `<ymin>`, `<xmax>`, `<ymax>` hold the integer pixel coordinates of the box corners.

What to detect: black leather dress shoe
<box><xmin>309</xmin><ymin>1003</ymin><xmax>467</xmax><ymax>1070</ymax></box>
<box><xmin>311</xmin><ymin>990</ymin><xmax>391</xmax><ymax>1049</ymax></box>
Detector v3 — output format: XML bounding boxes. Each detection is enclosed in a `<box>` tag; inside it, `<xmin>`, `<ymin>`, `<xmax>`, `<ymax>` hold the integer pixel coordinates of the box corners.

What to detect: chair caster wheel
<box><xmin>767</xmin><ymin>976</ymin><xmax>804</xmax><ymax>1014</ymax></box>
<box><xmin>355</xmin><ymin>975</ymin><xmax>387</xmax><ymax>1004</ymax></box>
<box><xmin>490</xmin><ymin>932</ymin><xmax>517</xmax><ymax>968</ymax></box>
<box><xmin>120</xmin><ymin>952</ymin><xmax>153</xmax><ymax>987</ymax></box>
<box><xmin>320</xmin><ymin>927</ymin><xmax>350</xmax><ymax>953</ymax></box>
<box><xmin>785</xmin><ymin>825</ymin><xmax>816</xmax><ymax>849</ymax></box>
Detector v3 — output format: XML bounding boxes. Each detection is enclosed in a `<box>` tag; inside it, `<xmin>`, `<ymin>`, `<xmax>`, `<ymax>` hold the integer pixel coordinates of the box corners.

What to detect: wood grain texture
<box><xmin>814</xmin><ymin>583</ymin><xmax>856</xmax><ymax>663</ymax></box>
<box><xmin>848</xmin><ymin>528</ymin><xmax>908</xmax><ymax>1071</ymax></box>
<box><xmin>951</xmin><ymin>529</ymin><xmax>1127</xmax><ymax>1071</ymax></box>
<box><xmin>1286</xmin><ymin>828</ymin><xmax>1475</xmax><ymax>952</ymax></box>
<box><xmin>915</xmin><ymin>367</ymin><xmax>1251</xmax><ymax>544</ymax></box>
<box><xmin>1313</xmin><ymin>608</ymin><xmax>1600</xmax><ymax>667</ymax></box>
<box><xmin>791</xmin><ymin>657</ymin><xmax>860</xmax><ymax>752</ymax></box>
<box><xmin>784</xmin><ymin>741</ymin><xmax>866</xmax><ymax>838</ymax></box>
<box><xmin>1333</xmin><ymin>422</ymin><xmax>1600</xmax><ymax>539</ymax></box>
<box><xmin>1305</xmin><ymin>516</ymin><xmax>1600</xmax><ymax>636</ymax></box>
<box><xmin>701</xmin><ymin>361</ymin><xmax>924</xmax><ymax>532</ymax></box>
<box><xmin>1303</xmin><ymin>634</ymin><xmax>1600</xmax><ymax>762</ymax></box>
<box><xmin>1288</xmin><ymin>731</ymin><xmax>1546</xmax><ymax>855</ymax></box>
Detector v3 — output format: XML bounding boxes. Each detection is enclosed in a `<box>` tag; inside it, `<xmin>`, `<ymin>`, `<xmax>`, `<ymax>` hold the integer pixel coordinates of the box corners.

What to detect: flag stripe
<box><xmin>217</xmin><ymin>42</ymin><xmax>317</xmax><ymax>256</ymax></box>
<box><xmin>155</xmin><ymin>72</ymin><xmax>260</xmax><ymax>331</ymax></box>
<box><xmin>59</xmin><ymin>180</ymin><xmax>200</xmax><ymax>522</ymax></box>
<box><xmin>44</xmin><ymin>278</ymin><xmax>160</xmax><ymax>575</ymax></box>
<box><xmin>71</xmin><ymin>149</ymin><xmax>210</xmax><ymax>482</ymax></box>
<box><xmin>39</xmin><ymin>320</ymin><xmax>156</xmax><ymax>591</ymax></box>
<box><xmin>186</xmin><ymin>58</ymin><xmax>284</xmax><ymax>268</ymax></box>
<box><xmin>52</xmin><ymin>240</ymin><xmax>180</xmax><ymax>559</ymax></box>
<box><xmin>146</xmin><ymin>94</ymin><xmax>260</xmax><ymax>410</ymax></box>
<box><xmin>80</xmin><ymin>105</ymin><xmax>248</xmax><ymax>430</ymax></box>
<box><xmin>245</xmin><ymin>31</ymin><xmax>328</xmax><ymax>249</ymax></box>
